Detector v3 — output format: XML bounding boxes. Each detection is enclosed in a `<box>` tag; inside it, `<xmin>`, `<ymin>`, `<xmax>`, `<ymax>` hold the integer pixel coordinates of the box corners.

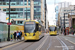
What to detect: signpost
<box><xmin>7</xmin><ymin>23</ymin><xmax>12</xmax><ymax>25</ymax></box>
<box><xmin>7</xmin><ymin>0</ymin><xmax>10</xmax><ymax>41</ymax></box>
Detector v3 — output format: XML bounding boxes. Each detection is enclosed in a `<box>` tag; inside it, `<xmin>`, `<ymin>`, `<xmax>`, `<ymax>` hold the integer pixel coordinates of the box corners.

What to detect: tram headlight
<box><xmin>25</xmin><ymin>34</ymin><xmax>27</xmax><ymax>36</ymax></box>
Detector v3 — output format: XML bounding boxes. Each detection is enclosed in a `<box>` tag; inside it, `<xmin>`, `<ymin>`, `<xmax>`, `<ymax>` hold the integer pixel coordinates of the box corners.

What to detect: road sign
<box><xmin>7</xmin><ymin>23</ymin><xmax>12</xmax><ymax>25</ymax></box>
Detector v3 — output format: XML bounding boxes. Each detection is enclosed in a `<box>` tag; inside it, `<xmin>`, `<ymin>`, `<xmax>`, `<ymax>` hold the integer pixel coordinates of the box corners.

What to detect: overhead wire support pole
<box><xmin>64</xmin><ymin>13</ymin><xmax>66</xmax><ymax>35</ymax></box>
<box><xmin>64</xmin><ymin>2</ymin><xmax>66</xmax><ymax>36</ymax></box>
<box><xmin>7</xmin><ymin>0</ymin><xmax>10</xmax><ymax>41</ymax></box>
<box><xmin>26</xmin><ymin>7</ymin><xmax>27</xmax><ymax>20</ymax></box>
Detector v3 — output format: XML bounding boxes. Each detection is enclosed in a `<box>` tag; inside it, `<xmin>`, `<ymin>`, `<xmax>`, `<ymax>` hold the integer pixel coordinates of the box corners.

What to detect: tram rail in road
<box><xmin>56</xmin><ymin>36</ymin><xmax>69</xmax><ymax>50</ymax></box>
<box><xmin>36</xmin><ymin>36</ymin><xmax>48</xmax><ymax>50</ymax></box>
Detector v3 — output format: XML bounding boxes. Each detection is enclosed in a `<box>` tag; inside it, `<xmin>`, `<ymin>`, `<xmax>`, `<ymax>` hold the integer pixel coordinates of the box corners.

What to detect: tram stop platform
<box><xmin>0</xmin><ymin>39</ymin><xmax>23</xmax><ymax>48</ymax></box>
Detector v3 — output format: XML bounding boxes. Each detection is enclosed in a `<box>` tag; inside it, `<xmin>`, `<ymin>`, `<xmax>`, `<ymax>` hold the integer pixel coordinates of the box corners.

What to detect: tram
<box><xmin>49</xmin><ymin>25</ymin><xmax>57</xmax><ymax>35</ymax></box>
<box><xmin>24</xmin><ymin>20</ymin><xmax>45</xmax><ymax>40</ymax></box>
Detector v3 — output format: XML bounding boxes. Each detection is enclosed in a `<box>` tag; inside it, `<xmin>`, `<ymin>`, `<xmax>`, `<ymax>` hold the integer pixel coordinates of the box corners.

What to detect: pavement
<box><xmin>59</xmin><ymin>33</ymin><xmax>75</xmax><ymax>37</ymax></box>
<box><xmin>0</xmin><ymin>39</ymin><xmax>23</xmax><ymax>48</ymax></box>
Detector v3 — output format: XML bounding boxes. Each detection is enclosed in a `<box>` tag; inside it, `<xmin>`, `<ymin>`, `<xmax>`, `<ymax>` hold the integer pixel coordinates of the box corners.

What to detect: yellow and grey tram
<box><xmin>24</xmin><ymin>20</ymin><xmax>45</xmax><ymax>40</ymax></box>
<box><xmin>49</xmin><ymin>25</ymin><xmax>57</xmax><ymax>35</ymax></box>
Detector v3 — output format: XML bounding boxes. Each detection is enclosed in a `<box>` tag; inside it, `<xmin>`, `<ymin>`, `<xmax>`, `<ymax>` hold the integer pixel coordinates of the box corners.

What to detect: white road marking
<box><xmin>36</xmin><ymin>36</ymin><xmax>48</xmax><ymax>50</ymax></box>
<box><xmin>56</xmin><ymin>36</ymin><xmax>69</xmax><ymax>50</ymax></box>
<box><xmin>47</xmin><ymin>37</ymin><xmax>52</xmax><ymax>50</ymax></box>
<box><xmin>65</xmin><ymin>38</ymin><xmax>75</xmax><ymax>45</ymax></box>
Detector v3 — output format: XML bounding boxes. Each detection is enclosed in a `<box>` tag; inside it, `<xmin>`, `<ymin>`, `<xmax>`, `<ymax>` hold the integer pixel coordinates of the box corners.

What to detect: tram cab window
<box><xmin>49</xmin><ymin>26</ymin><xmax>57</xmax><ymax>31</ymax></box>
<box><xmin>24</xmin><ymin>22</ymin><xmax>35</xmax><ymax>33</ymax></box>
<box><xmin>39</xmin><ymin>27</ymin><xmax>41</xmax><ymax>31</ymax></box>
<box><xmin>55</xmin><ymin>27</ymin><xmax>57</xmax><ymax>31</ymax></box>
<box><xmin>36</xmin><ymin>24</ymin><xmax>39</xmax><ymax>31</ymax></box>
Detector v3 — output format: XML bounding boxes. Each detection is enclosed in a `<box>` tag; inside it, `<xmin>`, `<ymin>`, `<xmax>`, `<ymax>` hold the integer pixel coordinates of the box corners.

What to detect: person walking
<box><xmin>11</xmin><ymin>34</ymin><xmax>13</xmax><ymax>41</ymax></box>
<box><xmin>19</xmin><ymin>31</ymin><xmax>22</xmax><ymax>40</ymax></box>
<box><xmin>16</xmin><ymin>31</ymin><xmax>19</xmax><ymax>40</ymax></box>
<box><xmin>13</xmin><ymin>31</ymin><xmax>16</xmax><ymax>40</ymax></box>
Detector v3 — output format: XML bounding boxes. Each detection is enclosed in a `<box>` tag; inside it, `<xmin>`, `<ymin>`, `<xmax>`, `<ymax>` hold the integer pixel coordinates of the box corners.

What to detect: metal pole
<box><xmin>30</xmin><ymin>0</ymin><xmax>31</xmax><ymax>20</ymax></box>
<box><xmin>26</xmin><ymin>7</ymin><xmax>27</xmax><ymax>20</ymax></box>
<box><xmin>7</xmin><ymin>0</ymin><xmax>10</xmax><ymax>41</ymax></box>
<box><xmin>45</xmin><ymin>0</ymin><xmax>46</xmax><ymax>29</ymax></box>
<box><xmin>71</xmin><ymin>10</ymin><xmax>72</xmax><ymax>28</ymax></box>
<box><xmin>64</xmin><ymin>13</ymin><xmax>66</xmax><ymax>35</ymax></box>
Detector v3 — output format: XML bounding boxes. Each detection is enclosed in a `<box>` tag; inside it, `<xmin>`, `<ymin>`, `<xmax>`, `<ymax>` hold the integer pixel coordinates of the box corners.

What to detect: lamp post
<box><xmin>7</xmin><ymin>0</ymin><xmax>10</xmax><ymax>41</ymax></box>
<box><xmin>64</xmin><ymin>13</ymin><xmax>66</xmax><ymax>35</ymax></box>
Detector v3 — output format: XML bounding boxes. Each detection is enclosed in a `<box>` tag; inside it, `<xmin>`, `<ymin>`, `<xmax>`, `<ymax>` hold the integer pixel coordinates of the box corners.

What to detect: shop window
<box><xmin>3</xmin><ymin>9</ymin><xmax>6</xmax><ymax>11</ymax></box>
<box><xmin>18</xmin><ymin>21</ymin><xmax>23</xmax><ymax>24</ymax></box>
<box><xmin>11</xmin><ymin>3</ymin><xmax>15</xmax><ymax>5</ymax></box>
<box><xmin>11</xmin><ymin>8</ymin><xmax>16</xmax><ymax>11</ymax></box>
<box><xmin>25</xmin><ymin>0</ymin><xmax>27</xmax><ymax>2</ymax></box>
<box><xmin>28</xmin><ymin>0</ymin><xmax>30</xmax><ymax>2</ymax></box>
<box><xmin>11</xmin><ymin>21</ymin><xmax>16</xmax><ymax>24</ymax></box>
<box><xmin>3</xmin><ymin>2</ymin><xmax>6</xmax><ymax>5</ymax></box>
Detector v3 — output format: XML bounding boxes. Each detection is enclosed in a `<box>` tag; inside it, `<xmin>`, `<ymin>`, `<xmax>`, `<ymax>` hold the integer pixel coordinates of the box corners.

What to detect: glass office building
<box><xmin>0</xmin><ymin>0</ymin><xmax>46</xmax><ymax>25</ymax></box>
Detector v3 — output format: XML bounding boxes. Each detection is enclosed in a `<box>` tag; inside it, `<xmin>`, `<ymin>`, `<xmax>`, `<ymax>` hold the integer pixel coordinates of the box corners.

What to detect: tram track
<box><xmin>47</xmin><ymin>36</ymin><xmax>52</xmax><ymax>50</ymax></box>
<box><xmin>22</xmin><ymin>41</ymin><xmax>36</xmax><ymax>50</ymax></box>
<box><xmin>56</xmin><ymin>36</ymin><xmax>69</xmax><ymax>50</ymax></box>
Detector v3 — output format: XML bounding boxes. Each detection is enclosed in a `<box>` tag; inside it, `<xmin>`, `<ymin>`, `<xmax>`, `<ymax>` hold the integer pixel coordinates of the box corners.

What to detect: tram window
<box><xmin>39</xmin><ymin>27</ymin><xmax>41</xmax><ymax>31</ymax></box>
<box><xmin>36</xmin><ymin>24</ymin><xmax>39</xmax><ymax>31</ymax></box>
<box><xmin>55</xmin><ymin>27</ymin><xmax>57</xmax><ymax>31</ymax></box>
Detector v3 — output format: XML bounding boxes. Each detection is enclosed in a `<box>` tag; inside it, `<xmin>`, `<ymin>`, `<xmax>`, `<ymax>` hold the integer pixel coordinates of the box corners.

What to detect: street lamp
<box><xmin>7</xmin><ymin>0</ymin><xmax>10</xmax><ymax>41</ymax></box>
<box><xmin>64</xmin><ymin>13</ymin><xmax>66</xmax><ymax>35</ymax></box>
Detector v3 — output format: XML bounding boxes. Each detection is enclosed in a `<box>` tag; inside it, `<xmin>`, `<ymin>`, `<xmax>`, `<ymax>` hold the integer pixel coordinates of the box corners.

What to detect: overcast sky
<box><xmin>47</xmin><ymin>0</ymin><xmax>75</xmax><ymax>25</ymax></box>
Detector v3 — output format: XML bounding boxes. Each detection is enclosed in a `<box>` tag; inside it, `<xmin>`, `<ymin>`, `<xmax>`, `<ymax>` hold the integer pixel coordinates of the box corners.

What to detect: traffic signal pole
<box><xmin>7</xmin><ymin>0</ymin><xmax>10</xmax><ymax>41</ymax></box>
<box><xmin>64</xmin><ymin>13</ymin><xmax>65</xmax><ymax>35</ymax></box>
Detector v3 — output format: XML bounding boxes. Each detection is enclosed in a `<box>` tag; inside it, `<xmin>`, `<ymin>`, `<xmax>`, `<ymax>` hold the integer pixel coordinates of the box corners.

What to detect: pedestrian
<box><xmin>73</xmin><ymin>30</ymin><xmax>75</xmax><ymax>35</ymax></box>
<box><xmin>13</xmin><ymin>31</ymin><xmax>16</xmax><ymax>40</ymax></box>
<box><xmin>19</xmin><ymin>31</ymin><xmax>22</xmax><ymax>40</ymax></box>
<box><xmin>11</xmin><ymin>34</ymin><xmax>13</xmax><ymax>41</ymax></box>
<box><xmin>16</xmin><ymin>31</ymin><xmax>19</xmax><ymax>40</ymax></box>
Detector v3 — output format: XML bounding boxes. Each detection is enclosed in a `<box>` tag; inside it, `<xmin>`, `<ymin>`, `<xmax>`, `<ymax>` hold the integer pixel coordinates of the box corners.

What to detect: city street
<box><xmin>0</xmin><ymin>33</ymin><xmax>75</xmax><ymax>50</ymax></box>
<box><xmin>0</xmin><ymin>0</ymin><xmax>75</xmax><ymax>50</ymax></box>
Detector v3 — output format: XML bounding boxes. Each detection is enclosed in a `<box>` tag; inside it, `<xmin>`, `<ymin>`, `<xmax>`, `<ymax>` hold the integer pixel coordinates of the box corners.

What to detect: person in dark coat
<box><xmin>13</xmin><ymin>31</ymin><xmax>16</xmax><ymax>40</ymax></box>
<box><xmin>16</xmin><ymin>31</ymin><xmax>19</xmax><ymax>40</ymax></box>
<box><xmin>19</xmin><ymin>31</ymin><xmax>22</xmax><ymax>40</ymax></box>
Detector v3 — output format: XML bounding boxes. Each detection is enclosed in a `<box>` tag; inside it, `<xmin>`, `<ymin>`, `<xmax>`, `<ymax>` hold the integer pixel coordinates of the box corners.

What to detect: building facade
<box><xmin>55</xmin><ymin>6</ymin><xmax>58</xmax><ymax>21</ymax></box>
<box><xmin>68</xmin><ymin>13</ymin><xmax>75</xmax><ymax>29</ymax></box>
<box><xmin>0</xmin><ymin>0</ymin><xmax>47</xmax><ymax>26</ymax></box>
<box><xmin>55</xmin><ymin>2</ymin><xmax>71</xmax><ymax>27</ymax></box>
<box><xmin>59</xmin><ymin>5</ymin><xmax>75</xmax><ymax>28</ymax></box>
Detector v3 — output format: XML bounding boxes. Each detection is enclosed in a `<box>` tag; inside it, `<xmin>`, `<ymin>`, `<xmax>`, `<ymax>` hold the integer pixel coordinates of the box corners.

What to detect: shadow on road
<box><xmin>50</xmin><ymin>35</ymin><xmax>57</xmax><ymax>36</ymax></box>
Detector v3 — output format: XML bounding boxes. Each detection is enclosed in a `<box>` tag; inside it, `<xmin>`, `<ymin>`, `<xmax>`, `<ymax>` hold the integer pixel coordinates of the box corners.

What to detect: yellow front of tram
<box><xmin>24</xmin><ymin>20</ymin><xmax>40</xmax><ymax>40</ymax></box>
<box><xmin>49</xmin><ymin>26</ymin><xmax>57</xmax><ymax>35</ymax></box>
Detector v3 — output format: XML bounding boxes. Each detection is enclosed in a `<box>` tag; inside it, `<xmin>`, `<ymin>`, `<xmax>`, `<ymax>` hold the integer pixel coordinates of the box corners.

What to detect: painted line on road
<box><xmin>65</xmin><ymin>38</ymin><xmax>75</xmax><ymax>45</ymax></box>
<box><xmin>56</xmin><ymin>36</ymin><xmax>69</xmax><ymax>50</ymax></box>
<box><xmin>36</xmin><ymin>36</ymin><xmax>48</xmax><ymax>50</ymax></box>
<box><xmin>47</xmin><ymin>36</ymin><xmax>52</xmax><ymax>50</ymax></box>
